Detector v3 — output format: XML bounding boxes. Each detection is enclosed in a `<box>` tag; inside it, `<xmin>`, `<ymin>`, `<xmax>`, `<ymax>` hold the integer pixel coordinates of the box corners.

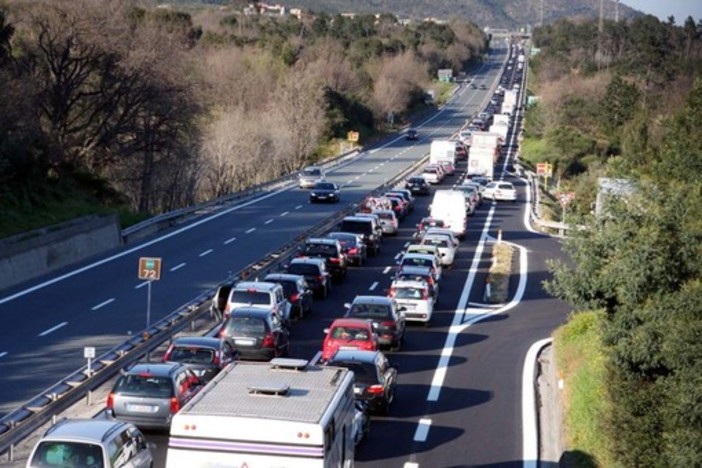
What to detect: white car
<box><xmin>422</xmin><ymin>166</ymin><xmax>442</xmax><ymax>184</ymax></box>
<box><xmin>388</xmin><ymin>279</ymin><xmax>435</xmax><ymax>325</ymax></box>
<box><xmin>420</xmin><ymin>234</ymin><xmax>457</xmax><ymax>266</ymax></box>
<box><xmin>372</xmin><ymin>209</ymin><xmax>399</xmax><ymax>236</ymax></box>
<box><xmin>424</xmin><ymin>227</ymin><xmax>460</xmax><ymax>249</ymax></box>
<box><xmin>483</xmin><ymin>181</ymin><xmax>518</xmax><ymax>202</ymax></box>
<box><xmin>298</xmin><ymin>165</ymin><xmax>325</xmax><ymax>188</ymax></box>
<box><xmin>398</xmin><ymin>252</ymin><xmax>442</xmax><ymax>282</ymax></box>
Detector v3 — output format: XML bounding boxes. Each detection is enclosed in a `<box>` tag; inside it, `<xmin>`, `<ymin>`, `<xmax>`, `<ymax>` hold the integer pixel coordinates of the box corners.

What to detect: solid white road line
<box><xmin>170</xmin><ymin>263</ymin><xmax>186</xmax><ymax>272</ymax></box>
<box><xmin>199</xmin><ymin>249</ymin><xmax>213</xmax><ymax>257</ymax></box>
<box><xmin>413</xmin><ymin>419</ymin><xmax>432</xmax><ymax>442</ymax></box>
<box><xmin>369</xmin><ymin>282</ymin><xmax>378</xmax><ymax>291</ymax></box>
<box><xmin>91</xmin><ymin>298</ymin><xmax>115</xmax><ymax>311</ymax></box>
<box><xmin>224</xmin><ymin>237</ymin><xmax>237</xmax><ymax>244</ymax></box>
<box><xmin>522</xmin><ymin>338</ymin><xmax>553</xmax><ymax>468</ymax></box>
<box><xmin>38</xmin><ymin>322</ymin><xmax>68</xmax><ymax>337</ymax></box>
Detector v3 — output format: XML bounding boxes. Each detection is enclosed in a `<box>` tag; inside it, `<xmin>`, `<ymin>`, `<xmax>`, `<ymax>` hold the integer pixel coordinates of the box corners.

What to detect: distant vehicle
<box><xmin>264</xmin><ymin>273</ymin><xmax>314</xmax><ymax>319</ymax></box>
<box><xmin>388</xmin><ymin>279</ymin><xmax>435</xmax><ymax>325</ymax></box>
<box><xmin>344</xmin><ymin>296</ymin><xmax>406</xmax><ymax>351</ymax></box>
<box><xmin>414</xmin><ymin>216</ymin><xmax>446</xmax><ymax>239</ymax></box>
<box><xmin>324</xmin><ymin>350</ymin><xmax>398</xmax><ymax>415</ymax></box>
<box><xmin>162</xmin><ymin>336</ymin><xmax>239</xmax><ymax>384</ymax></box>
<box><xmin>421</xmin><ymin>166</ymin><xmax>442</xmax><ymax>184</ymax></box>
<box><xmin>321</xmin><ymin>317</ymin><xmax>378</xmax><ymax>362</ymax></box>
<box><xmin>166</xmin><ymin>359</ymin><xmax>355</xmax><ymax>467</ymax></box>
<box><xmin>107</xmin><ymin>363</ymin><xmax>203</xmax><ymax>431</ymax></box>
<box><xmin>405</xmin><ymin>128</ymin><xmax>418</xmax><ymax>140</ymax></box>
<box><xmin>405</xmin><ymin>175</ymin><xmax>431</xmax><ymax>195</ymax></box>
<box><xmin>480</xmin><ymin>83</ymin><xmax>487</xmax><ymax>90</ymax></box>
<box><xmin>326</xmin><ymin>232</ymin><xmax>367</xmax><ymax>266</ymax></box>
<box><xmin>385</xmin><ymin>189</ymin><xmax>415</xmax><ymax>212</ymax></box>
<box><xmin>309</xmin><ymin>181</ymin><xmax>340</xmax><ymax>203</ymax></box>
<box><xmin>339</xmin><ymin>216</ymin><xmax>382</xmax><ymax>256</ymax></box>
<box><xmin>298</xmin><ymin>165</ymin><xmax>325</xmax><ymax>189</ymax></box>
<box><xmin>27</xmin><ymin>419</ymin><xmax>154</xmax><ymax>468</ymax></box>
<box><xmin>483</xmin><ymin>181</ymin><xmax>518</xmax><ymax>202</ymax></box>
<box><xmin>218</xmin><ymin>307</ymin><xmax>290</xmax><ymax>360</ymax></box>
<box><xmin>285</xmin><ymin>257</ymin><xmax>332</xmax><ymax>298</ymax></box>
<box><xmin>298</xmin><ymin>237</ymin><xmax>348</xmax><ymax>283</ymax></box>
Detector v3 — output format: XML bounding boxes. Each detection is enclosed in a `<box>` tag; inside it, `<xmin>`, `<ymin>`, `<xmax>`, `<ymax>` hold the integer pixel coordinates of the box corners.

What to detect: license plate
<box><xmin>235</xmin><ymin>338</ymin><xmax>255</xmax><ymax>346</ymax></box>
<box><xmin>128</xmin><ymin>404</ymin><xmax>155</xmax><ymax>413</ymax></box>
<box><xmin>354</xmin><ymin>388</ymin><xmax>362</xmax><ymax>395</ymax></box>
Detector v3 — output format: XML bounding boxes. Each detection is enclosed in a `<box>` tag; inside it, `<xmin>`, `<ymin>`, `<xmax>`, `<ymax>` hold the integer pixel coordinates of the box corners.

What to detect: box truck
<box><xmin>166</xmin><ymin>358</ymin><xmax>355</xmax><ymax>468</ymax></box>
<box><xmin>467</xmin><ymin>146</ymin><xmax>497</xmax><ymax>180</ymax></box>
<box><xmin>429</xmin><ymin>140</ymin><xmax>457</xmax><ymax>166</ymax></box>
<box><xmin>430</xmin><ymin>190</ymin><xmax>467</xmax><ymax>239</ymax></box>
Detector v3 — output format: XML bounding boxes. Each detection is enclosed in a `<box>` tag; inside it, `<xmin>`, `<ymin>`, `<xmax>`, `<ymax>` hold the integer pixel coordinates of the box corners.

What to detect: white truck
<box><xmin>489</xmin><ymin>123</ymin><xmax>508</xmax><ymax>141</ymax></box>
<box><xmin>430</xmin><ymin>190</ymin><xmax>467</xmax><ymax>239</ymax></box>
<box><xmin>493</xmin><ymin>113</ymin><xmax>511</xmax><ymax>127</ymax></box>
<box><xmin>429</xmin><ymin>139</ymin><xmax>457</xmax><ymax>166</ymax></box>
<box><xmin>501</xmin><ymin>89</ymin><xmax>519</xmax><ymax>115</ymax></box>
<box><xmin>470</xmin><ymin>132</ymin><xmax>503</xmax><ymax>150</ymax></box>
<box><xmin>166</xmin><ymin>358</ymin><xmax>356</xmax><ymax>468</ymax></box>
<box><xmin>467</xmin><ymin>145</ymin><xmax>497</xmax><ymax>180</ymax></box>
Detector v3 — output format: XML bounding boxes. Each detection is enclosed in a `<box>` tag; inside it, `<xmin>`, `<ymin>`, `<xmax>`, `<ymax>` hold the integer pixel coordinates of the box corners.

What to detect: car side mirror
<box><xmin>323</xmin><ymin>328</ymin><xmax>330</xmax><ymax>334</ymax></box>
<box><xmin>344</xmin><ymin>303</ymin><xmax>351</xmax><ymax>309</ymax></box>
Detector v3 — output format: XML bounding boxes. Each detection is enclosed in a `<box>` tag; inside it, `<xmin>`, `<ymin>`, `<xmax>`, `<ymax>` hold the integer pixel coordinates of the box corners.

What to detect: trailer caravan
<box><xmin>166</xmin><ymin>358</ymin><xmax>355</xmax><ymax>468</ymax></box>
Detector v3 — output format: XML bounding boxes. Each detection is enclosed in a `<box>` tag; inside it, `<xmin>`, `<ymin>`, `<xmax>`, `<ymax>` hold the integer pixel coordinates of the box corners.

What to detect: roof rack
<box><xmin>270</xmin><ymin>358</ymin><xmax>309</xmax><ymax>370</ymax></box>
<box><xmin>247</xmin><ymin>382</ymin><xmax>290</xmax><ymax>396</ymax></box>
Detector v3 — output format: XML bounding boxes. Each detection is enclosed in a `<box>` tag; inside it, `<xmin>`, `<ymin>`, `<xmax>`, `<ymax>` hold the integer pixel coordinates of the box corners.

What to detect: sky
<box><xmin>622</xmin><ymin>0</ymin><xmax>702</xmax><ymax>24</ymax></box>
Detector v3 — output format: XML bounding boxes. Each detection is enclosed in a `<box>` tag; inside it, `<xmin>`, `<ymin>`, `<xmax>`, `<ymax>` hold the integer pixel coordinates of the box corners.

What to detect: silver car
<box><xmin>372</xmin><ymin>209</ymin><xmax>399</xmax><ymax>236</ymax></box>
<box><xmin>26</xmin><ymin>418</ymin><xmax>153</xmax><ymax>468</ymax></box>
<box><xmin>298</xmin><ymin>165</ymin><xmax>325</xmax><ymax>188</ymax></box>
<box><xmin>107</xmin><ymin>362</ymin><xmax>202</xmax><ymax>431</ymax></box>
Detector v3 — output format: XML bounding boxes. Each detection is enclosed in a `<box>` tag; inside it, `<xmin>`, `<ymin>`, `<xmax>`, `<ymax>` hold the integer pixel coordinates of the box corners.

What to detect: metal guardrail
<box><xmin>0</xmin><ymin>149</ymin><xmax>428</xmax><ymax>460</ymax></box>
<box><xmin>121</xmin><ymin>149</ymin><xmax>362</xmax><ymax>243</ymax></box>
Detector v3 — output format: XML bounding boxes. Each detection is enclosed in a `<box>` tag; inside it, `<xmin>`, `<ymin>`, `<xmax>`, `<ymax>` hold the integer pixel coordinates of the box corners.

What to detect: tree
<box><xmin>600</xmin><ymin>75</ymin><xmax>640</xmax><ymax>129</ymax></box>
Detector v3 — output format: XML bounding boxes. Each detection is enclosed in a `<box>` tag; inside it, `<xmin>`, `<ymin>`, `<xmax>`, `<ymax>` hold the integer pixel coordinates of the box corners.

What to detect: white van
<box><xmin>429</xmin><ymin>190</ymin><xmax>467</xmax><ymax>239</ymax></box>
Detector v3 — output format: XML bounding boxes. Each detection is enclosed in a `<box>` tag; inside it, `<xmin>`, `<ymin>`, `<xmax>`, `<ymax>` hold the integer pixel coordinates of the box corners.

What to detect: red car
<box><xmin>321</xmin><ymin>318</ymin><xmax>378</xmax><ymax>362</ymax></box>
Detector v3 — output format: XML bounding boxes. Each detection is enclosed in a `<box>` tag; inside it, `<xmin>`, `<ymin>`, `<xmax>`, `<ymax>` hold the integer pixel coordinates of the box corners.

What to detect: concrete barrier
<box><xmin>0</xmin><ymin>215</ymin><xmax>121</xmax><ymax>291</ymax></box>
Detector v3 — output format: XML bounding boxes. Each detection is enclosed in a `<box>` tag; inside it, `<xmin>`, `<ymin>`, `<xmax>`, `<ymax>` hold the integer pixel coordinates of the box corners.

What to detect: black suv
<box><xmin>339</xmin><ymin>216</ymin><xmax>381</xmax><ymax>256</ymax></box>
<box><xmin>298</xmin><ymin>238</ymin><xmax>348</xmax><ymax>283</ymax></box>
<box><xmin>405</xmin><ymin>176</ymin><xmax>430</xmax><ymax>196</ymax></box>
<box><xmin>285</xmin><ymin>257</ymin><xmax>332</xmax><ymax>298</ymax></box>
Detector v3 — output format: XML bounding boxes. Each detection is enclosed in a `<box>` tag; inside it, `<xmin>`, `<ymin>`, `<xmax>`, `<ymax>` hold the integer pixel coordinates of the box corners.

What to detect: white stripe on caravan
<box><xmin>168</xmin><ymin>437</ymin><xmax>324</xmax><ymax>457</ymax></box>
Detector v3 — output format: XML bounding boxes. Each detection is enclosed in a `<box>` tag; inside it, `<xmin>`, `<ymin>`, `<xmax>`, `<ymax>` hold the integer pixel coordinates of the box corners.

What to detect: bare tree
<box><xmin>300</xmin><ymin>38</ymin><xmax>361</xmax><ymax>95</ymax></box>
<box><xmin>368</xmin><ymin>51</ymin><xmax>427</xmax><ymax>119</ymax></box>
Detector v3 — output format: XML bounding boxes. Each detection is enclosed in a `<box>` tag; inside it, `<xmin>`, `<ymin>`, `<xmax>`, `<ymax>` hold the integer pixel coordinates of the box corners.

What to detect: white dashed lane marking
<box><xmin>369</xmin><ymin>282</ymin><xmax>378</xmax><ymax>291</ymax></box>
<box><xmin>224</xmin><ymin>237</ymin><xmax>237</xmax><ymax>244</ymax></box>
<box><xmin>170</xmin><ymin>263</ymin><xmax>186</xmax><ymax>272</ymax></box>
<box><xmin>38</xmin><ymin>322</ymin><xmax>68</xmax><ymax>337</ymax></box>
<box><xmin>199</xmin><ymin>249</ymin><xmax>213</xmax><ymax>257</ymax></box>
<box><xmin>245</xmin><ymin>228</ymin><xmax>256</xmax><ymax>234</ymax></box>
<box><xmin>413</xmin><ymin>418</ymin><xmax>432</xmax><ymax>442</ymax></box>
<box><xmin>91</xmin><ymin>298</ymin><xmax>115</xmax><ymax>310</ymax></box>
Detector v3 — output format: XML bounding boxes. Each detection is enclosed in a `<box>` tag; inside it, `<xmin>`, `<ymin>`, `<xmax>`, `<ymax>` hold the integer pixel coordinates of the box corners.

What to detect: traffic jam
<box><xmin>23</xmin><ymin>47</ymin><xmax>525</xmax><ymax>468</ymax></box>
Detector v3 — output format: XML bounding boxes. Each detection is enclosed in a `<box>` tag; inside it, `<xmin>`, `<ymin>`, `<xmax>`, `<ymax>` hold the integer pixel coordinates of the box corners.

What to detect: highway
<box><xmin>1</xmin><ymin>41</ymin><xmax>571</xmax><ymax>467</ymax></box>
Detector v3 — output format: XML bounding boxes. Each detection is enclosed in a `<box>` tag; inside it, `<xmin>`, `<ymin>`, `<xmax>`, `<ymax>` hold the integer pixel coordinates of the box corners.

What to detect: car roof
<box><xmin>342</xmin><ymin>216</ymin><xmax>373</xmax><ymax>223</ymax></box>
<box><xmin>228</xmin><ymin>307</ymin><xmax>274</xmax><ymax>318</ymax></box>
<box><xmin>372</xmin><ymin>209</ymin><xmax>395</xmax><ymax>215</ymax></box>
<box><xmin>44</xmin><ymin>419</ymin><xmax>130</xmax><ymax>442</ymax></box>
<box><xmin>305</xmin><ymin>238</ymin><xmax>337</xmax><ymax>245</ymax></box>
<box><xmin>171</xmin><ymin>336</ymin><xmax>222</xmax><ymax>348</ymax></box>
<box><xmin>352</xmin><ymin>295</ymin><xmax>393</xmax><ymax>305</ymax></box>
<box><xmin>329</xmin><ymin>318</ymin><xmax>373</xmax><ymax>329</ymax></box>
<box><xmin>290</xmin><ymin>257</ymin><xmax>326</xmax><ymax>266</ymax></box>
<box><xmin>328</xmin><ymin>349</ymin><xmax>382</xmax><ymax>364</ymax></box>
<box><xmin>126</xmin><ymin>362</ymin><xmax>182</xmax><ymax>377</ymax></box>
<box><xmin>264</xmin><ymin>273</ymin><xmax>304</xmax><ymax>282</ymax></box>
<box><xmin>327</xmin><ymin>232</ymin><xmax>359</xmax><ymax>239</ymax></box>
<box><xmin>398</xmin><ymin>265</ymin><xmax>432</xmax><ymax>275</ymax></box>
<box><xmin>234</xmin><ymin>281</ymin><xmax>280</xmax><ymax>292</ymax></box>
<box><xmin>425</xmin><ymin>227</ymin><xmax>454</xmax><ymax>236</ymax></box>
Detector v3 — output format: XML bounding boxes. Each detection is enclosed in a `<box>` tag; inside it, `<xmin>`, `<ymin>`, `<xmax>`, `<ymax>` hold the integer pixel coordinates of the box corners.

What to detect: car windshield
<box><xmin>272</xmin><ymin>280</ymin><xmax>297</xmax><ymax>297</ymax></box>
<box><xmin>287</xmin><ymin>263</ymin><xmax>319</xmax><ymax>276</ymax></box>
<box><xmin>330</xmin><ymin>361</ymin><xmax>379</xmax><ymax>385</ymax></box>
<box><xmin>329</xmin><ymin>235</ymin><xmax>355</xmax><ymax>248</ymax></box>
<box><xmin>331</xmin><ymin>326</ymin><xmax>369</xmax><ymax>340</ymax></box>
<box><xmin>423</xmin><ymin>238</ymin><xmax>450</xmax><ymax>248</ymax></box>
<box><xmin>168</xmin><ymin>346</ymin><xmax>216</xmax><ymax>364</ymax></box>
<box><xmin>31</xmin><ymin>441</ymin><xmax>105</xmax><ymax>468</ymax></box>
<box><xmin>314</xmin><ymin>183</ymin><xmax>335</xmax><ymax>190</ymax></box>
<box><xmin>230</xmin><ymin>290</ymin><xmax>270</xmax><ymax>305</ymax></box>
<box><xmin>303</xmin><ymin>244</ymin><xmax>337</xmax><ymax>256</ymax></box>
<box><xmin>114</xmin><ymin>374</ymin><xmax>173</xmax><ymax>398</ymax></box>
<box><xmin>303</xmin><ymin>168</ymin><xmax>321</xmax><ymax>176</ymax></box>
<box><xmin>340</xmin><ymin>220</ymin><xmax>372</xmax><ymax>234</ymax></box>
<box><xmin>349</xmin><ymin>303</ymin><xmax>391</xmax><ymax>319</ymax></box>
<box><xmin>409</xmin><ymin>177</ymin><xmax>425</xmax><ymax>184</ymax></box>
<box><xmin>224</xmin><ymin>316</ymin><xmax>266</xmax><ymax>337</ymax></box>
<box><xmin>401</xmin><ymin>257</ymin><xmax>432</xmax><ymax>269</ymax></box>
<box><xmin>394</xmin><ymin>287</ymin><xmax>425</xmax><ymax>299</ymax></box>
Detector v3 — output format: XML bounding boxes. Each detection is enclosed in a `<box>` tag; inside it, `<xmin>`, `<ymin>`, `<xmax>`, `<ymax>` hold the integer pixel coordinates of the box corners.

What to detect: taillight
<box><xmin>422</xmin><ymin>289</ymin><xmax>430</xmax><ymax>300</ymax></box>
<box><xmin>262</xmin><ymin>332</ymin><xmax>275</xmax><ymax>348</ymax></box>
<box><xmin>348</xmin><ymin>247</ymin><xmax>358</xmax><ymax>255</ymax></box>
<box><xmin>367</xmin><ymin>385</ymin><xmax>384</xmax><ymax>395</ymax></box>
<box><xmin>381</xmin><ymin>321</ymin><xmax>395</xmax><ymax>329</ymax></box>
<box><xmin>163</xmin><ymin>344</ymin><xmax>173</xmax><ymax>362</ymax></box>
<box><xmin>213</xmin><ymin>353</ymin><xmax>220</xmax><ymax>366</ymax></box>
<box><xmin>224</xmin><ymin>304</ymin><xmax>231</xmax><ymax>319</ymax></box>
<box><xmin>330</xmin><ymin>257</ymin><xmax>340</xmax><ymax>264</ymax></box>
<box><xmin>218</xmin><ymin>327</ymin><xmax>227</xmax><ymax>339</ymax></box>
<box><xmin>290</xmin><ymin>293</ymin><xmax>299</xmax><ymax>302</ymax></box>
<box><xmin>106</xmin><ymin>393</ymin><xmax>114</xmax><ymax>409</ymax></box>
<box><xmin>388</xmin><ymin>287</ymin><xmax>396</xmax><ymax>297</ymax></box>
<box><xmin>363</xmin><ymin>341</ymin><xmax>374</xmax><ymax>350</ymax></box>
<box><xmin>317</xmin><ymin>275</ymin><xmax>324</xmax><ymax>283</ymax></box>
<box><xmin>170</xmin><ymin>397</ymin><xmax>180</xmax><ymax>414</ymax></box>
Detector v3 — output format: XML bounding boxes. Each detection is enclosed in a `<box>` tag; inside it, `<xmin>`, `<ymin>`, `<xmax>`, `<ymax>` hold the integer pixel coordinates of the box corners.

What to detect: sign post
<box><xmin>536</xmin><ymin>162</ymin><xmax>553</xmax><ymax>190</ymax></box>
<box><xmin>84</xmin><ymin>346</ymin><xmax>95</xmax><ymax>376</ymax></box>
<box><xmin>138</xmin><ymin>257</ymin><xmax>162</xmax><ymax>332</ymax></box>
<box><xmin>557</xmin><ymin>191</ymin><xmax>575</xmax><ymax>222</ymax></box>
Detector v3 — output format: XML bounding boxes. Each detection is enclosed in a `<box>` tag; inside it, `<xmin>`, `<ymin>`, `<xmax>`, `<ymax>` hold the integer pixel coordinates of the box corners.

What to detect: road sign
<box><xmin>558</xmin><ymin>191</ymin><xmax>575</xmax><ymax>207</ymax></box>
<box><xmin>536</xmin><ymin>162</ymin><xmax>552</xmax><ymax>177</ymax></box>
<box><xmin>138</xmin><ymin>257</ymin><xmax>162</xmax><ymax>281</ymax></box>
<box><xmin>83</xmin><ymin>347</ymin><xmax>95</xmax><ymax>359</ymax></box>
<box><xmin>347</xmin><ymin>131</ymin><xmax>359</xmax><ymax>143</ymax></box>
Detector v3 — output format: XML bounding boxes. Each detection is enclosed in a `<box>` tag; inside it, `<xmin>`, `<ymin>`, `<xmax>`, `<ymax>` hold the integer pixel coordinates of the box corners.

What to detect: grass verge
<box><xmin>554</xmin><ymin>311</ymin><xmax>616</xmax><ymax>467</ymax></box>
<box><xmin>486</xmin><ymin>241</ymin><xmax>514</xmax><ymax>303</ymax></box>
